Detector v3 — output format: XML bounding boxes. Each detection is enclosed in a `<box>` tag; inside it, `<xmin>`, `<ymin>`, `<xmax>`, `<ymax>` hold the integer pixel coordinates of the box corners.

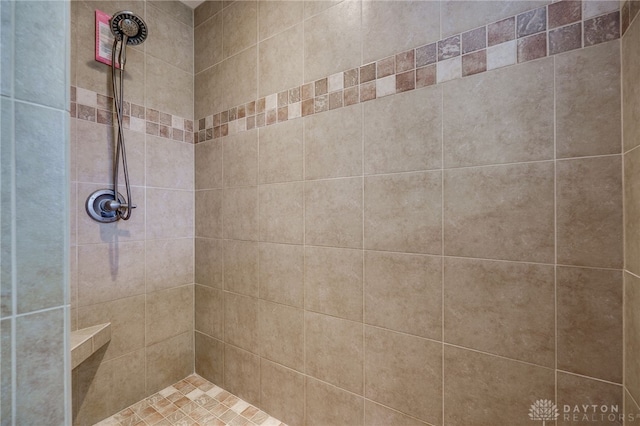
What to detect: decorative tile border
<box><xmin>70</xmin><ymin>85</ymin><xmax>196</xmax><ymax>144</ymax></box>
<box><xmin>195</xmin><ymin>0</ymin><xmax>634</xmax><ymax>144</ymax></box>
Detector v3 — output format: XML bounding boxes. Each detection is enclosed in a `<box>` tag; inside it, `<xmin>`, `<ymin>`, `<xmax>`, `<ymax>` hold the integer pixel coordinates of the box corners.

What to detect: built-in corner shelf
<box><xmin>71</xmin><ymin>323</ymin><xmax>111</xmax><ymax>369</ymax></box>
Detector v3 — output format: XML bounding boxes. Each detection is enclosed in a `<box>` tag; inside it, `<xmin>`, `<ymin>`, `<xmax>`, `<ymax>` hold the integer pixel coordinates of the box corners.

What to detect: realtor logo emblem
<box><xmin>529</xmin><ymin>399</ymin><xmax>560</xmax><ymax>425</ymax></box>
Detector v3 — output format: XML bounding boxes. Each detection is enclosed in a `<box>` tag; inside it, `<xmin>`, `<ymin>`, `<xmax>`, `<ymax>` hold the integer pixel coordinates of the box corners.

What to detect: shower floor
<box><xmin>94</xmin><ymin>374</ymin><xmax>287</xmax><ymax>426</ymax></box>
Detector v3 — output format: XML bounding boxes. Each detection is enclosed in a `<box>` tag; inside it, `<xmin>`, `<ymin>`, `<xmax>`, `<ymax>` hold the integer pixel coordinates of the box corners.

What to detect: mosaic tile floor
<box><xmin>95</xmin><ymin>374</ymin><xmax>287</xmax><ymax>426</ymax></box>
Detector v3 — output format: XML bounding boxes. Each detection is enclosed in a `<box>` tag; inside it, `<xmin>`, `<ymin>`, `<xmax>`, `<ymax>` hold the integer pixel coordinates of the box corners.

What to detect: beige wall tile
<box><xmin>224</xmin><ymin>344</ymin><xmax>260</xmax><ymax>406</ymax></box>
<box><xmin>362</xmin><ymin>1</ymin><xmax>440</xmax><ymax>63</ymax></box>
<box><xmin>146</xmin><ymin>238</ymin><xmax>194</xmax><ymax>292</ymax></box>
<box><xmin>225</xmin><ymin>292</ymin><xmax>259</xmax><ymax>353</ymax></box>
<box><xmin>305</xmin><ymin>178</ymin><xmax>363</xmax><ymax>249</ymax></box>
<box><xmin>258</xmin><ymin>1</ymin><xmax>303</xmax><ymax>41</ymax></box>
<box><xmin>195</xmin><ymin>284</ymin><xmax>224</xmax><ymax>340</ymax></box>
<box><xmin>444</xmin><ymin>162</ymin><xmax>555</xmax><ymax>263</ymax></box>
<box><xmin>218</xmin><ymin>46</ymin><xmax>258</xmax><ymax>112</ymax></box>
<box><xmin>196</xmin><ymin>139</ymin><xmax>223</xmax><ymax>190</ymax></box>
<box><xmin>224</xmin><ymin>239</ymin><xmax>259</xmax><ymax>296</ymax></box>
<box><xmin>195</xmin><ymin>0</ymin><xmax>223</xmax><ymax>26</ymax></box>
<box><xmin>195</xmin><ymin>11</ymin><xmax>223</xmax><ymax>73</ymax></box>
<box><xmin>77</xmin><ymin>183</ymin><xmax>146</xmax><ymax>244</ymax></box>
<box><xmin>223</xmin><ymin>130</ymin><xmax>258</xmax><ymax>188</ymax></box>
<box><xmin>195</xmin><ymin>238</ymin><xmax>224</xmax><ymax>288</ymax></box>
<box><xmin>305</xmin><ymin>377</ymin><xmax>364</xmax><ymax>426</ymax></box>
<box><xmin>443</xmin><ymin>58</ymin><xmax>554</xmax><ymax>168</ymax></box>
<box><xmin>145</xmin><ymin>55</ymin><xmax>194</xmax><ymax>119</ymax></box>
<box><xmin>145</xmin><ymin>331</ymin><xmax>194</xmax><ymax>394</ymax></box>
<box><xmin>149</xmin><ymin>0</ymin><xmax>193</xmax><ymax>26</ymax></box>
<box><xmin>258</xmin><ymin>119</ymin><xmax>304</xmax><ymax>184</ymax></box>
<box><xmin>258</xmin><ymin>24</ymin><xmax>303</xmax><ymax>97</ymax></box>
<box><xmin>196</xmin><ymin>189</ymin><xmax>223</xmax><ymax>239</ymax></box>
<box><xmin>146</xmin><ymin>5</ymin><xmax>194</xmax><ymax>73</ymax></box>
<box><xmin>260</xmin><ymin>359</ymin><xmax>305</xmax><ymax>426</ymax></box>
<box><xmin>364</xmin><ymin>172</ymin><xmax>442</xmax><ymax>254</ymax></box>
<box><xmin>77</xmin><ymin>241</ymin><xmax>145</xmax><ymax>306</ymax></box>
<box><xmin>558</xmin><ymin>267</ymin><xmax>622</xmax><ymax>383</ymax></box>
<box><xmin>556</xmin><ymin>41</ymin><xmax>621</xmax><ymax>158</ymax></box>
<box><xmin>305</xmin><ymin>104</ymin><xmax>362</xmax><ymax>180</ymax></box>
<box><xmin>623</xmin><ymin>12</ymin><xmax>640</xmax><ymax>152</ymax></box>
<box><xmin>305</xmin><ymin>246</ymin><xmax>363</xmax><ymax>321</ymax></box>
<box><xmin>444</xmin><ymin>257</ymin><xmax>555</xmax><ymax>367</ymax></box>
<box><xmin>626</xmin><ymin>148</ymin><xmax>640</xmax><ymax>275</ymax></box>
<box><xmin>195</xmin><ymin>64</ymin><xmax>220</xmax><ymax>119</ymax></box>
<box><xmin>304</xmin><ymin>0</ymin><xmax>361</xmax><ymax>82</ymax></box>
<box><xmin>224</xmin><ymin>187</ymin><xmax>258</xmax><ymax>241</ymax></box>
<box><xmin>305</xmin><ymin>311</ymin><xmax>364</xmax><ymax>394</ymax></box>
<box><xmin>365</xmin><ymin>252</ymin><xmax>441</xmax><ymax>340</ymax></box>
<box><xmin>443</xmin><ymin>345</ymin><xmax>555</xmax><ymax>426</ymax></box>
<box><xmin>146</xmin><ymin>285</ymin><xmax>194</xmax><ymax>346</ymax></box>
<box><xmin>259</xmin><ymin>300</ymin><xmax>304</xmax><ymax>371</ymax></box>
<box><xmin>146</xmin><ymin>136</ymin><xmax>194</xmax><ymax>190</ymax></box>
<box><xmin>223</xmin><ymin>1</ymin><xmax>257</xmax><ymax>59</ymax></box>
<box><xmin>259</xmin><ymin>243</ymin><xmax>304</xmax><ymax>308</ymax></box>
<box><xmin>74</xmin><ymin>348</ymin><xmax>146</xmax><ymax>426</ymax></box>
<box><xmin>195</xmin><ymin>331</ymin><xmax>224</xmax><ymax>385</ymax></box>
<box><xmin>365</xmin><ymin>400</ymin><xmax>428</xmax><ymax>426</ymax></box>
<box><xmin>364</xmin><ymin>86</ymin><xmax>442</xmax><ymax>175</ymax></box>
<box><xmin>15</xmin><ymin>309</ymin><xmax>65</xmax><ymax>425</ymax></box>
<box><xmin>557</xmin><ymin>156</ymin><xmax>623</xmax><ymax>268</ymax></box>
<box><xmin>259</xmin><ymin>182</ymin><xmax>304</xmax><ymax>244</ymax></box>
<box><xmin>77</xmin><ymin>295</ymin><xmax>145</xmax><ymax>362</ymax></box>
<box><xmin>557</xmin><ymin>372</ymin><xmax>622</xmax><ymax>425</ymax></box>
<box><xmin>365</xmin><ymin>326</ymin><xmax>441</xmax><ymax>424</ymax></box>
<box><xmin>626</xmin><ymin>272</ymin><xmax>640</xmax><ymax>403</ymax></box>
<box><xmin>146</xmin><ymin>188</ymin><xmax>194</xmax><ymax>239</ymax></box>
<box><xmin>441</xmin><ymin>1</ymin><xmax>550</xmax><ymax>38</ymax></box>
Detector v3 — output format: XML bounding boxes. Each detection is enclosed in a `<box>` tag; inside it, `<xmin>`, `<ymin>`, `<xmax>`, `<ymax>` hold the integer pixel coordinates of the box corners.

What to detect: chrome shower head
<box><xmin>110</xmin><ymin>11</ymin><xmax>148</xmax><ymax>45</ymax></box>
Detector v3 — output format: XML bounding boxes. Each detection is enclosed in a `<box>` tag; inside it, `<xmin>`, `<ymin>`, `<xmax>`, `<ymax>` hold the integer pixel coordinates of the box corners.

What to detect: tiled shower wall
<box><xmin>623</xmin><ymin>1</ymin><xmax>640</xmax><ymax>421</ymax></box>
<box><xmin>193</xmin><ymin>1</ymin><xmax>628</xmax><ymax>425</ymax></box>
<box><xmin>69</xmin><ymin>1</ymin><xmax>195</xmax><ymax>424</ymax></box>
<box><xmin>1</xmin><ymin>1</ymin><xmax>71</xmax><ymax>424</ymax></box>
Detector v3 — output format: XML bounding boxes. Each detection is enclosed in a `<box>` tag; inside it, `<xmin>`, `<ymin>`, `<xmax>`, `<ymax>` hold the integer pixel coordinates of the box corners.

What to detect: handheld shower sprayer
<box><xmin>86</xmin><ymin>11</ymin><xmax>147</xmax><ymax>223</ymax></box>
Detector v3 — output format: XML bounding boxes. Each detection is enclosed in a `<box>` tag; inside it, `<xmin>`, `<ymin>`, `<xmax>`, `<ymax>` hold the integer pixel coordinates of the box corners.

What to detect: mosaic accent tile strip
<box><xmin>70</xmin><ymin>86</ymin><xmax>196</xmax><ymax>144</ymax></box>
<box><xmin>95</xmin><ymin>374</ymin><xmax>287</xmax><ymax>426</ymax></box>
<box><xmin>194</xmin><ymin>0</ymin><xmax>630</xmax><ymax>144</ymax></box>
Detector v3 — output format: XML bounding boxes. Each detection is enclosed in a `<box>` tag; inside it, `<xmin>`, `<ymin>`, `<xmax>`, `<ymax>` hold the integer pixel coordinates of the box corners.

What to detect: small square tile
<box><xmin>395</xmin><ymin>70</ymin><xmax>415</xmax><ymax>93</ymax></box>
<box><xmin>146</xmin><ymin>121</ymin><xmax>159</xmax><ymax>135</ymax></box>
<box><xmin>266</xmin><ymin>93</ymin><xmax>278</xmax><ymax>110</ymax></box>
<box><xmin>206</xmin><ymin>115</ymin><xmax>214</xmax><ymax>128</ymax></box>
<box><xmin>314</xmin><ymin>94</ymin><xmax>329</xmax><ymax>113</ymax></box>
<box><xmin>199</xmin><ymin>129</ymin><xmax>206</xmax><ymax>141</ymax></box>
<box><xmin>289</xmin><ymin>87</ymin><xmax>301</xmax><ymax>103</ymax></box>
<box><xmin>184</xmin><ymin>119</ymin><xmax>193</xmax><ymax>132</ymax></box>
<box><xmin>229</xmin><ymin>107</ymin><xmax>237</xmax><ymax>121</ymax></box>
<box><xmin>266</xmin><ymin>109</ymin><xmax>277</xmax><ymax>125</ymax></box>
<box><xmin>199</xmin><ymin>118</ymin><xmax>206</xmax><ymax>130</ymax></box>
<box><xmin>584</xmin><ymin>11</ymin><xmax>620</xmax><ymax>46</ymax></box>
<box><xmin>487</xmin><ymin>40</ymin><xmax>517</xmax><ymax>70</ymax></box>
<box><xmin>172</xmin><ymin>115</ymin><xmax>183</xmax><ymax>130</ymax></box>
<box><xmin>206</xmin><ymin>128</ymin><xmax>213</xmax><ymax>140</ymax></box>
<box><xmin>247</xmin><ymin>115</ymin><xmax>256</xmax><ymax>130</ymax></box>
<box><xmin>194</xmin><ymin>132</ymin><xmax>199</xmax><ymax>144</ymax></box>
<box><xmin>517</xmin><ymin>7</ymin><xmax>547</xmax><ymax>37</ymax></box>
<box><xmin>377</xmin><ymin>56</ymin><xmax>395</xmax><ymax>78</ymax></box>
<box><xmin>278</xmin><ymin>106</ymin><xmax>288</xmax><ymax>122</ymax></box>
<box><xmin>360</xmin><ymin>63</ymin><xmax>376</xmax><ymax>83</ymax></box>
<box><xmin>438</xmin><ymin>35</ymin><xmax>461</xmax><ymax>60</ymax></box>
<box><xmin>147</xmin><ymin>108</ymin><xmax>160</xmax><ymax>123</ymax></box>
<box><xmin>462</xmin><ymin>26</ymin><xmax>487</xmax><ymax>54</ymax></box>
<box><xmin>517</xmin><ymin>33</ymin><xmax>547</xmax><ymax>62</ymax></box>
<box><xmin>301</xmin><ymin>83</ymin><xmax>314</xmax><ymax>100</ymax></box>
<box><xmin>329</xmin><ymin>91</ymin><xmax>343</xmax><ymax>109</ymax></box>
<box><xmin>214</xmin><ymin>113</ymin><xmax>221</xmax><ymax>127</ymax></box>
<box><xmin>344</xmin><ymin>86</ymin><xmax>359</xmax><ymax>106</ymax></box>
<box><xmin>237</xmin><ymin>105</ymin><xmax>246</xmax><ymax>119</ymax></box>
<box><xmin>96</xmin><ymin>94</ymin><xmax>111</xmax><ymax>109</ymax></box>
<box><xmin>376</xmin><ymin>75</ymin><xmax>396</xmax><ymax>97</ymax></box>
<box><xmin>416</xmin><ymin>65</ymin><xmax>436</xmax><ymax>88</ymax></box>
<box><xmin>437</xmin><ymin>56</ymin><xmax>462</xmax><ymax>83</ymax></box>
<box><xmin>302</xmin><ymin>98</ymin><xmax>314</xmax><ymax>116</ymax></box>
<box><xmin>221</xmin><ymin>123</ymin><xmax>228</xmax><ymax>136</ymax></box>
<box><xmin>131</xmin><ymin>104</ymin><xmax>145</xmax><ymax>119</ymax></box>
<box><xmin>97</xmin><ymin>109</ymin><xmax>112</xmax><ymax>125</ymax></box>
<box><xmin>328</xmin><ymin>72</ymin><xmax>344</xmax><ymax>92</ymax></box>
<box><xmin>221</xmin><ymin>110</ymin><xmax>229</xmax><ymax>123</ymax></box>
<box><xmin>159</xmin><ymin>124</ymin><xmax>171</xmax><ymax>139</ymax></box>
<box><xmin>416</xmin><ymin>43</ymin><xmax>437</xmax><ymax>67</ymax></box>
<box><xmin>278</xmin><ymin>91</ymin><xmax>289</xmax><ymax>107</ymax></box>
<box><xmin>396</xmin><ymin>50</ymin><xmax>415</xmax><ymax>73</ymax></box>
<box><xmin>462</xmin><ymin>50</ymin><xmax>487</xmax><ymax>76</ymax></box>
<box><xmin>159</xmin><ymin>112</ymin><xmax>172</xmax><ymax>126</ymax></box>
<box><xmin>256</xmin><ymin>98</ymin><xmax>266</xmax><ymax>114</ymax></box>
<box><xmin>256</xmin><ymin>113</ymin><xmax>266</xmax><ymax>127</ymax></box>
<box><xmin>315</xmin><ymin>78</ymin><xmax>328</xmax><ymax>96</ymax></box>
<box><xmin>246</xmin><ymin>101</ymin><xmax>256</xmax><ymax>116</ymax></box>
<box><xmin>549</xmin><ymin>22</ymin><xmax>582</xmax><ymax>55</ymax></box>
<box><xmin>76</xmin><ymin>87</ymin><xmax>96</xmax><ymax>106</ymax></box>
<box><xmin>549</xmin><ymin>0</ymin><xmax>582</xmax><ymax>29</ymax></box>
<box><xmin>172</xmin><ymin>128</ymin><xmax>184</xmax><ymax>141</ymax></box>
<box><xmin>360</xmin><ymin>81</ymin><xmax>376</xmax><ymax>102</ymax></box>
<box><xmin>77</xmin><ymin>105</ymin><xmax>96</xmax><ymax>121</ymax></box>
<box><xmin>70</xmin><ymin>102</ymin><xmax>77</xmax><ymax>118</ymax></box>
<box><xmin>344</xmin><ymin>68</ymin><xmax>359</xmax><ymax>87</ymax></box>
<box><xmin>130</xmin><ymin>116</ymin><xmax>145</xmax><ymax>133</ymax></box>
<box><xmin>288</xmin><ymin>102</ymin><xmax>301</xmax><ymax>119</ymax></box>
<box><xmin>70</xmin><ymin>86</ymin><xmax>76</xmax><ymax>102</ymax></box>
<box><xmin>185</xmin><ymin>132</ymin><xmax>194</xmax><ymax>144</ymax></box>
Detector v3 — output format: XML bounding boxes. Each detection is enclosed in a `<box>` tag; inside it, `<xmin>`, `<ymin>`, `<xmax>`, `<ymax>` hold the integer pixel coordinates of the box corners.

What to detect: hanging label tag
<box><xmin>95</xmin><ymin>10</ymin><xmax>120</xmax><ymax>68</ymax></box>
